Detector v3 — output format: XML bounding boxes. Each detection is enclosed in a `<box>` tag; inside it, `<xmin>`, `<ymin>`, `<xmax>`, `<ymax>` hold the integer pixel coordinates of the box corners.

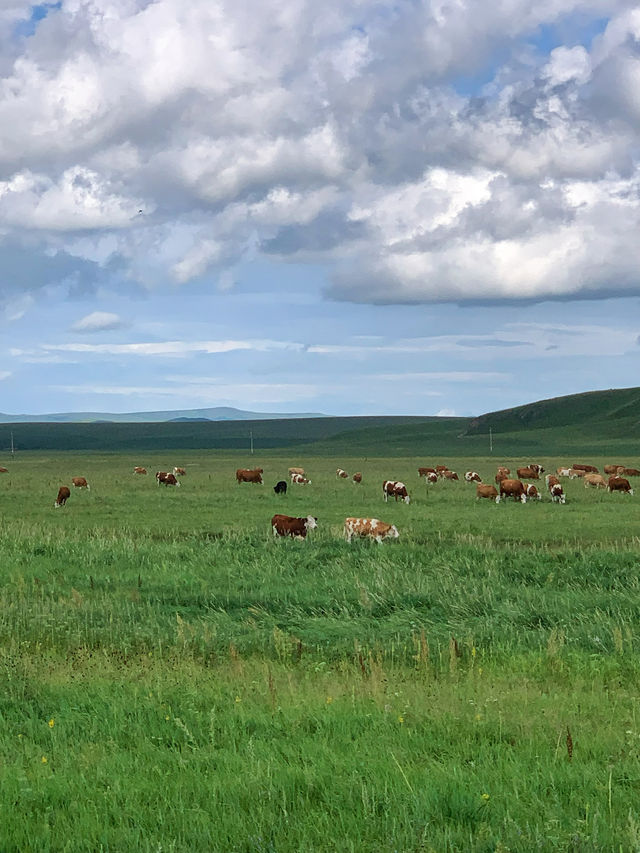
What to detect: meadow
<box><xmin>1</xmin><ymin>450</ymin><xmax>640</xmax><ymax>851</ymax></box>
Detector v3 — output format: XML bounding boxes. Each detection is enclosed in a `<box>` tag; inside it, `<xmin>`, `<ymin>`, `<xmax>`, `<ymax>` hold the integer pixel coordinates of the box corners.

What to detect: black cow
<box><xmin>273</xmin><ymin>480</ymin><xmax>287</xmax><ymax>495</ymax></box>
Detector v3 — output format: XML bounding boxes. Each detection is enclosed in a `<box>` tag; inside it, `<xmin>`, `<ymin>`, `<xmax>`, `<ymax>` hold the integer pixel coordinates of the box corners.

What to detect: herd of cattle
<box><xmin>1</xmin><ymin>457</ymin><xmax>631</xmax><ymax>543</ymax></box>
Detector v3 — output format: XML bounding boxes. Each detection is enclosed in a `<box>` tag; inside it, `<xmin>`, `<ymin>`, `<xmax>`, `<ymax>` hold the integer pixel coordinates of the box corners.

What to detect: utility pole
<box><xmin>249</xmin><ymin>430</ymin><xmax>254</xmax><ymax>455</ymax></box>
<box><xmin>489</xmin><ymin>427</ymin><xmax>493</xmax><ymax>454</ymax></box>
<box><xmin>10</xmin><ymin>431</ymin><xmax>14</xmax><ymax>457</ymax></box>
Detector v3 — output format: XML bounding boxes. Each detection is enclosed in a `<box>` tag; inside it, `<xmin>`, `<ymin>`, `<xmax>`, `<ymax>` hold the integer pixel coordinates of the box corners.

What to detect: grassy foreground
<box><xmin>1</xmin><ymin>451</ymin><xmax>640</xmax><ymax>851</ymax></box>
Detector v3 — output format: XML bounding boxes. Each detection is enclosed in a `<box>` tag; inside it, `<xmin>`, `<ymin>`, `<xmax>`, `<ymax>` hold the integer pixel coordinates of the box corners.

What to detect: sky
<box><xmin>1</xmin><ymin>0</ymin><xmax>639</xmax><ymax>418</ymax></box>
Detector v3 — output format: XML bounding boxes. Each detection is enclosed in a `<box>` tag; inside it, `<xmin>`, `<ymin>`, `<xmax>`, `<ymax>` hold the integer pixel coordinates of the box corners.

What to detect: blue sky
<box><xmin>0</xmin><ymin>0</ymin><xmax>639</xmax><ymax>417</ymax></box>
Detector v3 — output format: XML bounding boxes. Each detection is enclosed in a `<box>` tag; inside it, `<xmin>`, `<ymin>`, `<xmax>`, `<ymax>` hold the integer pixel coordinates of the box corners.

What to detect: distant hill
<box><xmin>0</xmin><ymin>406</ymin><xmax>324</xmax><ymax>424</ymax></box>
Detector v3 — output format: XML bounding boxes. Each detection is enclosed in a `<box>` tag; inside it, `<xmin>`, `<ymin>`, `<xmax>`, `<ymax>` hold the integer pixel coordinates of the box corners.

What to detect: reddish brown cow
<box><xmin>72</xmin><ymin>476</ymin><xmax>90</xmax><ymax>490</ymax></box>
<box><xmin>495</xmin><ymin>471</ymin><xmax>509</xmax><ymax>484</ymax></box>
<box><xmin>608</xmin><ymin>476</ymin><xmax>634</xmax><ymax>495</ymax></box>
<box><xmin>517</xmin><ymin>467</ymin><xmax>539</xmax><ymax>480</ymax></box>
<box><xmin>271</xmin><ymin>514</ymin><xmax>317</xmax><ymax>539</ymax></box>
<box><xmin>0</xmin><ymin>467</ymin><xmax>7</xmax><ymax>473</ymax></box>
<box><xmin>236</xmin><ymin>468</ymin><xmax>263</xmax><ymax>484</ymax></box>
<box><xmin>604</xmin><ymin>464</ymin><xmax>625</xmax><ymax>475</ymax></box>
<box><xmin>418</xmin><ymin>467</ymin><xmax>436</xmax><ymax>477</ymax></box>
<box><xmin>157</xmin><ymin>472</ymin><xmax>180</xmax><ymax>487</ymax></box>
<box><xmin>352</xmin><ymin>472</ymin><xmax>362</xmax><ymax>484</ymax></box>
<box><xmin>623</xmin><ymin>468</ymin><xmax>640</xmax><ymax>477</ymax></box>
<box><xmin>435</xmin><ymin>465</ymin><xmax>449</xmax><ymax>473</ymax></box>
<box><xmin>573</xmin><ymin>464</ymin><xmax>599</xmax><ymax>473</ymax></box>
<box><xmin>524</xmin><ymin>484</ymin><xmax>541</xmax><ymax>501</ymax></box>
<box><xmin>443</xmin><ymin>470</ymin><xmax>459</xmax><ymax>481</ymax></box>
<box><xmin>133</xmin><ymin>466</ymin><xmax>147</xmax><ymax>475</ymax></box>
<box><xmin>54</xmin><ymin>486</ymin><xmax>71</xmax><ymax>508</ymax></box>
<box><xmin>476</xmin><ymin>484</ymin><xmax>498</xmax><ymax>501</ymax></box>
<box><xmin>498</xmin><ymin>479</ymin><xmax>527</xmax><ymax>503</ymax></box>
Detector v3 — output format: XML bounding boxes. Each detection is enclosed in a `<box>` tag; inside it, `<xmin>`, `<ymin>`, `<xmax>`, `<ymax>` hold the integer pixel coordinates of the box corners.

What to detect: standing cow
<box><xmin>236</xmin><ymin>468</ymin><xmax>263</xmax><ymax>484</ymax></box>
<box><xmin>382</xmin><ymin>481</ymin><xmax>410</xmax><ymax>504</ymax></box>
<box><xmin>72</xmin><ymin>476</ymin><xmax>90</xmax><ymax>490</ymax></box>
<box><xmin>273</xmin><ymin>481</ymin><xmax>287</xmax><ymax>495</ymax></box>
<box><xmin>344</xmin><ymin>517</ymin><xmax>399</xmax><ymax>544</ymax></box>
<box><xmin>54</xmin><ymin>486</ymin><xmax>71</xmax><ymax>508</ymax></box>
<box><xmin>157</xmin><ymin>472</ymin><xmax>180</xmax><ymax>487</ymax></box>
<box><xmin>271</xmin><ymin>514</ymin><xmax>317</xmax><ymax>539</ymax></box>
<box><xmin>608</xmin><ymin>476</ymin><xmax>634</xmax><ymax>496</ymax></box>
<box><xmin>497</xmin><ymin>479</ymin><xmax>527</xmax><ymax>503</ymax></box>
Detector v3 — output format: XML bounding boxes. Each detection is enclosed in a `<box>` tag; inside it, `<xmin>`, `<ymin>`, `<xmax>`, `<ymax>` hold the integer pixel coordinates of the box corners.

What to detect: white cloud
<box><xmin>71</xmin><ymin>311</ymin><xmax>125</xmax><ymax>332</ymax></box>
<box><xmin>0</xmin><ymin>371</ymin><xmax>11</xmax><ymax>380</ymax></box>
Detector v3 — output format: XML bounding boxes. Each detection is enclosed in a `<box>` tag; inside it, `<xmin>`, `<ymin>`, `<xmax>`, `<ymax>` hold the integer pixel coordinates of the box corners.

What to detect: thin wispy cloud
<box><xmin>71</xmin><ymin>311</ymin><xmax>126</xmax><ymax>333</ymax></box>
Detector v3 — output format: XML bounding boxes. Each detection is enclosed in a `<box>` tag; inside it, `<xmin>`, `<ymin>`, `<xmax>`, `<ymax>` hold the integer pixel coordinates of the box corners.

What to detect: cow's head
<box><xmin>305</xmin><ymin>516</ymin><xmax>318</xmax><ymax>530</ymax></box>
<box><xmin>389</xmin><ymin>525</ymin><xmax>400</xmax><ymax>539</ymax></box>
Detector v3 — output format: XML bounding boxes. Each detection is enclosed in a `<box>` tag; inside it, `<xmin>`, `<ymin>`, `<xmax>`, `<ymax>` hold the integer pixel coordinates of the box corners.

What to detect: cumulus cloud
<box><xmin>70</xmin><ymin>311</ymin><xmax>125</xmax><ymax>332</ymax></box>
<box><xmin>0</xmin><ymin>0</ymin><xmax>637</xmax><ymax>306</ymax></box>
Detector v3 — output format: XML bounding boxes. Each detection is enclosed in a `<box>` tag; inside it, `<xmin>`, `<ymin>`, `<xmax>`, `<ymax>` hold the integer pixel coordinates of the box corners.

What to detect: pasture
<box><xmin>1</xmin><ymin>451</ymin><xmax>640</xmax><ymax>851</ymax></box>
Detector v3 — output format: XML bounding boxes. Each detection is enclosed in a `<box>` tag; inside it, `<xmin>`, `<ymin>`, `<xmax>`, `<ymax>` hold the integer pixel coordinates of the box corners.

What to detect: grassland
<box><xmin>1</xmin><ymin>450</ymin><xmax>640</xmax><ymax>851</ymax></box>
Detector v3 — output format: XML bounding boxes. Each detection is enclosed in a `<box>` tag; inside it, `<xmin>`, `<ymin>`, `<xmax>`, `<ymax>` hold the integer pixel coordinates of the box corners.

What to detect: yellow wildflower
<box><xmin>165</xmin><ymin>715</ymin><xmax>170</xmax><ymax>721</ymax></box>
<box><xmin>397</xmin><ymin>715</ymin><xmax>404</xmax><ymax>724</ymax></box>
<box><xmin>481</xmin><ymin>793</ymin><xmax>490</xmax><ymax>801</ymax></box>
<box><xmin>41</xmin><ymin>756</ymin><xmax>48</xmax><ymax>764</ymax></box>
<box><xmin>235</xmin><ymin>696</ymin><xmax>242</xmax><ymax>703</ymax></box>
<box><xmin>48</xmin><ymin>719</ymin><xmax>55</xmax><ymax>728</ymax></box>
<box><xmin>326</xmin><ymin>697</ymin><xmax>333</xmax><ymax>704</ymax></box>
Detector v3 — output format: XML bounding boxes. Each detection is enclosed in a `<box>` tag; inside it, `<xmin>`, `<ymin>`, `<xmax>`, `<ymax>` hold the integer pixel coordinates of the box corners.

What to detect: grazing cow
<box><xmin>550</xmin><ymin>483</ymin><xmax>566</xmax><ymax>504</ymax></box>
<box><xmin>435</xmin><ymin>465</ymin><xmax>449</xmax><ymax>473</ymax></box>
<box><xmin>443</xmin><ymin>470</ymin><xmax>459</xmax><ymax>481</ymax></box>
<box><xmin>0</xmin><ymin>467</ymin><xmax>8</xmax><ymax>473</ymax></box>
<box><xmin>476</xmin><ymin>484</ymin><xmax>498</xmax><ymax>501</ymax></box>
<box><xmin>133</xmin><ymin>466</ymin><xmax>147</xmax><ymax>475</ymax></box>
<box><xmin>573</xmin><ymin>464</ymin><xmax>599</xmax><ymax>473</ymax></box>
<box><xmin>352</xmin><ymin>472</ymin><xmax>362</xmax><ymax>484</ymax></box>
<box><xmin>608</xmin><ymin>476</ymin><xmax>634</xmax><ymax>496</ymax></box>
<box><xmin>156</xmin><ymin>472</ymin><xmax>180</xmax><ymax>487</ymax></box>
<box><xmin>464</xmin><ymin>471</ymin><xmax>482</xmax><ymax>483</ymax></box>
<box><xmin>273</xmin><ymin>481</ymin><xmax>287</xmax><ymax>495</ymax></box>
<box><xmin>71</xmin><ymin>476</ymin><xmax>90</xmax><ymax>490</ymax></box>
<box><xmin>528</xmin><ymin>463</ymin><xmax>545</xmax><ymax>475</ymax></box>
<box><xmin>556</xmin><ymin>467</ymin><xmax>574</xmax><ymax>478</ymax></box>
<box><xmin>418</xmin><ymin>467</ymin><xmax>436</xmax><ymax>477</ymax></box>
<box><xmin>425</xmin><ymin>472</ymin><xmax>438</xmax><ymax>484</ymax></box>
<box><xmin>291</xmin><ymin>473</ymin><xmax>311</xmax><ymax>485</ymax></box>
<box><xmin>623</xmin><ymin>468</ymin><xmax>640</xmax><ymax>477</ymax></box>
<box><xmin>54</xmin><ymin>486</ymin><xmax>71</xmax><ymax>508</ymax></box>
<box><xmin>236</xmin><ymin>468</ymin><xmax>263</xmax><ymax>484</ymax></box>
<box><xmin>570</xmin><ymin>468</ymin><xmax>585</xmax><ymax>478</ymax></box>
<box><xmin>604</xmin><ymin>464</ymin><xmax>625</xmax><ymax>475</ymax></box>
<box><xmin>517</xmin><ymin>467</ymin><xmax>539</xmax><ymax>480</ymax></box>
<box><xmin>173</xmin><ymin>467</ymin><xmax>186</xmax><ymax>476</ymax></box>
<box><xmin>344</xmin><ymin>517</ymin><xmax>399</xmax><ymax>544</ymax></box>
<box><xmin>498</xmin><ymin>479</ymin><xmax>527</xmax><ymax>503</ymax></box>
<box><xmin>271</xmin><ymin>514</ymin><xmax>317</xmax><ymax>539</ymax></box>
<box><xmin>545</xmin><ymin>474</ymin><xmax>560</xmax><ymax>489</ymax></box>
<box><xmin>336</xmin><ymin>468</ymin><xmax>348</xmax><ymax>479</ymax></box>
<box><xmin>382</xmin><ymin>480</ymin><xmax>411</xmax><ymax>504</ymax></box>
<box><xmin>524</xmin><ymin>484</ymin><xmax>541</xmax><ymax>501</ymax></box>
<box><xmin>288</xmin><ymin>467</ymin><xmax>305</xmax><ymax>476</ymax></box>
<box><xmin>583</xmin><ymin>473</ymin><xmax>607</xmax><ymax>489</ymax></box>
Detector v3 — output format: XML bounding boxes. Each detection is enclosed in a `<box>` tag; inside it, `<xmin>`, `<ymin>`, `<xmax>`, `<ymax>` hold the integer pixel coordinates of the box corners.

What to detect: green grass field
<box><xmin>1</xmin><ymin>450</ymin><xmax>640</xmax><ymax>851</ymax></box>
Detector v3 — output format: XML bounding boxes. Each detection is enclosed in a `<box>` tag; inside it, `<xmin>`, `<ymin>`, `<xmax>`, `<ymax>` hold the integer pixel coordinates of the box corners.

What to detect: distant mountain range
<box><xmin>0</xmin><ymin>406</ymin><xmax>325</xmax><ymax>424</ymax></box>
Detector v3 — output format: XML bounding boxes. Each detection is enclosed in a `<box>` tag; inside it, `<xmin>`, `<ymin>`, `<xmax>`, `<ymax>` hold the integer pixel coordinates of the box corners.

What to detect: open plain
<box><xmin>1</xmin><ymin>449</ymin><xmax>640</xmax><ymax>851</ymax></box>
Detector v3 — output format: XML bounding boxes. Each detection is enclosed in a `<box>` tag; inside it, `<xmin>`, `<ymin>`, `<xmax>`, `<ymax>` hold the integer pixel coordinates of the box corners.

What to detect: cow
<box><xmin>54</xmin><ymin>486</ymin><xmax>70</xmax><ymax>508</ymax></box>
<box><xmin>583</xmin><ymin>473</ymin><xmax>607</xmax><ymax>489</ymax></box>
<box><xmin>291</xmin><ymin>473</ymin><xmax>311</xmax><ymax>485</ymax></box>
<box><xmin>271</xmin><ymin>514</ymin><xmax>317</xmax><ymax>539</ymax></box>
<box><xmin>0</xmin><ymin>467</ymin><xmax>8</xmax><ymax>473</ymax></box>
<box><xmin>623</xmin><ymin>468</ymin><xmax>640</xmax><ymax>477</ymax></box>
<box><xmin>156</xmin><ymin>472</ymin><xmax>180</xmax><ymax>487</ymax></box>
<box><xmin>570</xmin><ymin>469</ymin><xmax>585</xmax><ymax>478</ymax></box>
<box><xmin>550</xmin><ymin>483</ymin><xmax>566</xmax><ymax>504</ymax></box>
<box><xmin>497</xmin><ymin>466</ymin><xmax>510</xmax><ymax>476</ymax></box>
<box><xmin>173</xmin><ymin>467</ymin><xmax>186</xmax><ymax>476</ymax></box>
<box><xmin>608</xmin><ymin>476</ymin><xmax>634</xmax><ymax>496</ymax></box>
<box><xmin>344</xmin><ymin>517</ymin><xmax>399</xmax><ymax>544</ymax></box>
<box><xmin>288</xmin><ymin>467</ymin><xmax>305</xmax><ymax>476</ymax></box>
<box><xmin>336</xmin><ymin>468</ymin><xmax>348</xmax><ymax>479</ymax></box>
<box><xmin>236</xmin><ymin>468</ymin><xmax>263</xmax><ymax>484</ymax></box>
<box><xmin>425</xmin><ymin>472</ymin><xmax>438</xmax><ymax>484</ymax></box>
<box><xmin>273</xmin><ymin>481</ymin><xmax>287</xmax><ymax>495</ymax></box>
<box><xmin>352</xmin><ymin>472</ymin><xmax>362</xmax><ymax>484</ymax></box>
<box><xmin>435</xmin><ymin>465</ymin><xmax>449</xmax><ymax>473</ymax></box>
<box><xmin>528</xmin><ymin>463</ymin><xmax>545</xmax><ymax>475</ymax></box>
<box><xmin>495</xmin><ymin>471</ymin><xmax>509</xmax><ymax>485</ymax></box>
<box><xmin>464</xmin><ymin>471</ymin><xmax>481</xmax><ymax>483</ymax></box>
<box><xmin>443</xmin><ymin>470</ymin><xmax>459</xmax><ymax>481</ymax></box>
<box><xmin>573</xmin><ymin>464</ymin><xmax>599</xmax><ymax>473</ymax></box>
<box><xmin>604</xmin><ymin>464</ymin><xmax>625</xmax><ymax>475</ymax></box>
<box><xmin>418</xmin><ymin>467</ymin><xmax>436</xmax><ymax>477</ymax></box>
<box><xmin>71</xmin><ymin>476</ymin><xmax>90</xmax><ymax>490</ymax></box>
<box><xmin>517</xmin><ymin>467</ymin><xmax>539</xmax><ymax>480</ymax></box>
<box><xmin>382</xmin><ymin>480</ymin><xmax>411</xmax><ymax>504</ymax></box>
<box><xmin>524</xmin><ymin>484</ymin><xmax>541</xmax><ymax>501</ymax></box>
<box><xmin>545</xmin><ymin>474</ymin><xmax>560</xmax><ymax>489</ymax></box>
<box><xmin>556</xmin><ymin>467</ymin><xmax>574</xmax><ymax>478</ymax></box>
<box><xmin>133</xmin><ymin>467</ymin><xmax>147</xmax><ymax>475</ymax></box>
<box><xmin>476</xmin><ymin>484</ymin><xmax>498</xmax><ymax>501</ymax></box>
<box><xmin>498</xmin><ymin>479</ymin><xmax>527</xmax><ymax>503</ymax></box>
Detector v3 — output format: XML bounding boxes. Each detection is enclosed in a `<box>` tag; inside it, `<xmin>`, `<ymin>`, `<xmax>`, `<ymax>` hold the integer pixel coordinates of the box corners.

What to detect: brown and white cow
<box><xmin>352</xmin><ymin>472</ymin><xmax>362</xmax><ymax>484</ymax></box>
<box><xmin>271</xmin><ymin>514</ymin><xmax>317</xmax><ymax>539</ymax></box>
<box><xmin>236</xmin><ymin>468</ymin><xmax>263</xmax><ymax>484</ymax></box>
<box><xmin>425</xmin><ymin>472</ymin><xmax>438</xmax><ymax>484</ymax></box>
<box><xmin>608</xmin><ymin>476</ymin><xmax>634</xmax><ymax>496</ymax></box>
<box><xmin>71</xmin><ymin>476</ymin><xmax>90</xmax><ymax>490</ymax></box>
<box><xmin>570</xmin><ymin>468</ymin><xmax>586</xmax><ymax>478</ymax></box>
<box><xmin>517</xmin><ymin>467</ymin><xmax>539</xmax><ymax>480</ymax></box>
<box><xmin>435</xmin><ymin>465</ymin><xmax>449</xmax><ymax>473</ymax></box>
<box><xmin>0</xmin><ymin>467</ymin><xmax>8</xmax><ymax>473</ymax></box>
<box><xmin>173</xmin><ymin>467</ymin><xmax>186</xmax><ymax>476</ymax></box>
<box><xmin>573</xmin><ymin>463</ymin><xmax>598</xmax><ymax>473</ymax></box>
<box><xmin>288</xmin><ymin>467</ymin><xmax>305</xmax><ymax>476</ymax></box>
<box><xmin>133</xmin><ymin>466</ymin><xmax>147</xmax><ymax>475</ymax></box>
<box><xmin>344</xmin><ymin>517</ymin><xmax>399</xmax><ymax>544</ymax></box>
<box><xmin>556</xmin><ymin>467</ymin><xmax>574</xmax><ymax>478</ymax></box>
<box><xmin>583</xmin><ymin>473</ymin><xmax>607</xmax><ymax>489</ymax></box>
<box><xmin>604</xmin><ymin>464</ymin><xmax>625</xmax><ymax>475</ymax></box>
<box><xmin>464</xmin><ymin>471</ymin><xmax>482</xmax><ymax>483</ymax></box>
<box><xmin>382</xmin><ymin>480</ymin><xmax>410</xmax><ymax>504</ymax></box>
<box><xmin>497</xmin><ymin>479</ymin><xmax>527</xmax><ymax>503</ymax></box>
<box><xmin>476</xmin><ymin>484</ymin><xmax>498</xmax><ymax>501</ymax></box>
<box><xmin>54</xmin><ymin>486</ymin><xmax>71</xmax><ymax>507</ymax></box>
<box><xmin>336</xmin><ymin>468</ymin><xmax>348</xmax><ymax>479</ymax></box>
<box><xmin>290</xmin><ymin>473</ymin><xmax>311</xmax><ymax>485</ymax></box>
<box><xmin>550</xmin><ymin>483</ymin><xmax>565</xmax><ymax>503</ymax></box>
<box><xmin>495</xmin><ymin>468</ymin><xmax>510</xmax><ymax>484</ymax></box>
<box><xmin>443</xmin><ymin>470</ymin><xmax>459</xmax><ymax>481</ymax></box>
<box><xmin>418</xmin><ymin>467</ymin><xmax>436</xmax><ymax>477</ymax></box>
<box><xmin>523</xmin><ymin>483</ymin><xmax>541</xmax><ymax>501</ymax></box>
<box><xmin>545</xmin><ymin>474</ymin><xmax>560</xmax><ymax>489</ymax></box>
<box><xmin>157</xmin><ymin>471</ymin><xmax>180</xmax><ymax>487</ymax></box>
